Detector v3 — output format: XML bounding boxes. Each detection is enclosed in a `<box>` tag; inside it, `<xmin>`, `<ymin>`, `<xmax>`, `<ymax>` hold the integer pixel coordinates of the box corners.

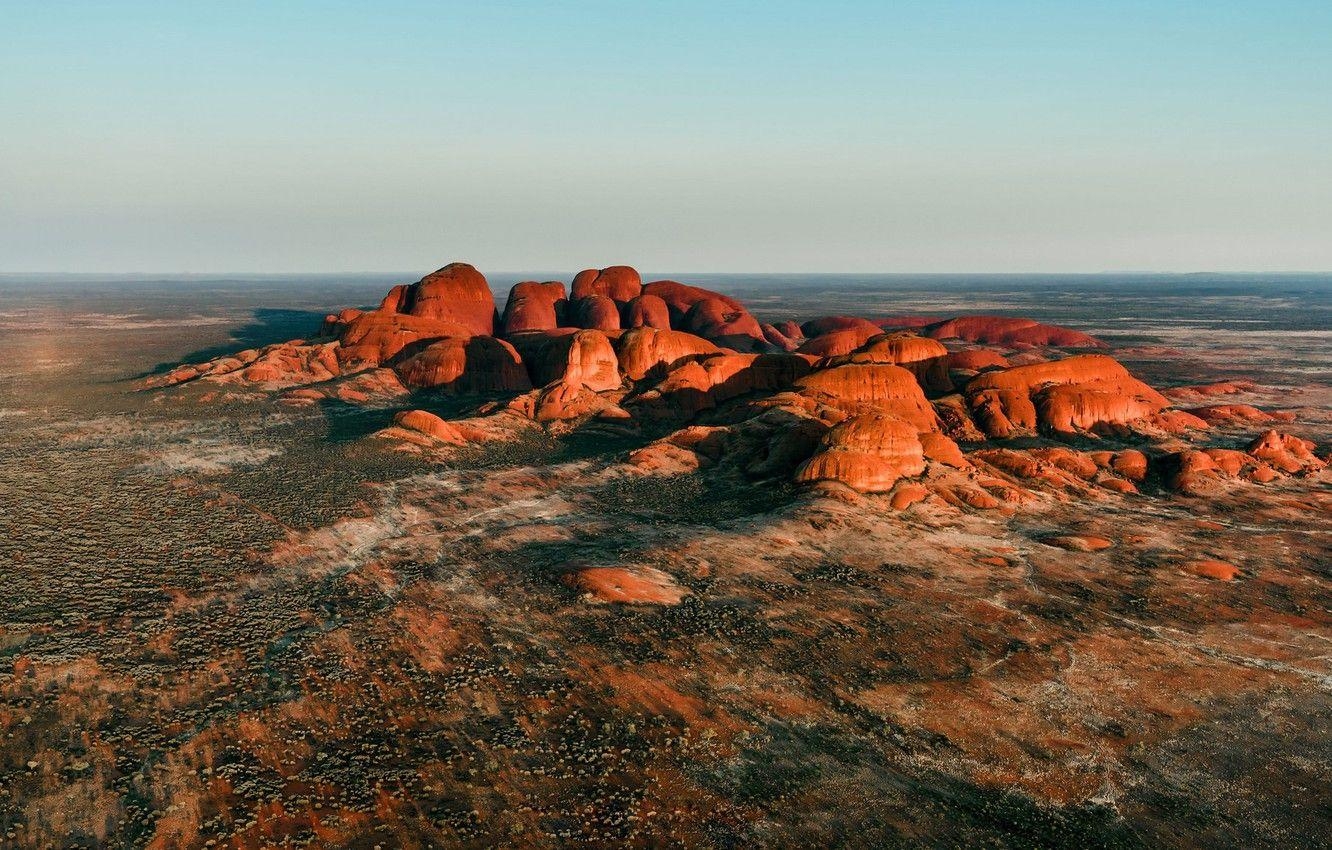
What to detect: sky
<box><xmin>2</xmin><ymin>0</ymin><xmax>1330</xmax><ymax>273</ymax></box>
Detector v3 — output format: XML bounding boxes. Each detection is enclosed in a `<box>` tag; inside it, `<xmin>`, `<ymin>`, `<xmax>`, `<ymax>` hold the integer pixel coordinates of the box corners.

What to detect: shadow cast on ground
<box><xmin>140</xmin><ymin>308</ymin><xmax>331</xmax><ymax>377</ymax></box>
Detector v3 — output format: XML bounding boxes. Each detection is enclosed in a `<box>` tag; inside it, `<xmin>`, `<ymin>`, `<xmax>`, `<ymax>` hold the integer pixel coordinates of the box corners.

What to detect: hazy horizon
<box><xmin>4</xmin><ymin>1</ymin><xmax>1331</xmax><ymax>273</ymax></box>
<box><xmin>5</xmin><ymin>269</ymin><xmax>1332</xmax><ymax>278</ymax></box>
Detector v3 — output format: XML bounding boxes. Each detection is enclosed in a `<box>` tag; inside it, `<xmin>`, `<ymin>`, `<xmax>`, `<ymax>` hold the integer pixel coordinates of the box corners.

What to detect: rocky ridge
<box><xmin>146</xmin><ymin>262</ymin><xmax>1327</xmax><ymax>508</ymax></box>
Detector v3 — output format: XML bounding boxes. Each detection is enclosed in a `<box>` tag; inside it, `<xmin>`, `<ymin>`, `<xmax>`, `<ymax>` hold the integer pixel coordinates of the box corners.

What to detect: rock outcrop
<box><xmin>616</xmin><ymin>327</ymin><xmax>722</xmax><ymax>381</ymax></box>
<box><xmin>391</xmin><ymin>262</ymin><xmax>498</xmax><ymax>335</ymax></box>
<box><xmin>501</xmin><ymin>281</ymin><xmax>567</xmax><ymax>335</ymax></box>
<box><xmin>144</xmin><ymin>259</ymin><xmax>1326</xmax><ymax>511</ymax></box>
<box><xmin>1246</xmin><ymin>430</ymin><xmax>1326</xmax><ymax>475</ymax></box>
<box><xmin>571</xmin><ymin>266</ymin><xmax>643</xmax><ymax>303</ymax></box>
<box><xmin>622</xmin><ymin>294</ymin><xmax>671</xmax><ymax>330</ymax></box>
<box><xmin>794</xmin><ymin>364</ymin><xmax>940</xmax><ymax>432</ymax></box>
<box><xmin>795</xmin><ymin>414</ymin><xmax>926</xmax><ymax>493</ymax></box>
<box><xmin>924</xmin><ymin>316</ymin><xmax>1103</xmax><ymax>348</ymax></box>
<box><xmin>964</xmin><ymin>354</ymin><xmax>1172</xmax><ymax>437</ymax></box>
<box><xmin>823</xmin><ymin>333</ymin><xmax>952</xmax><ymax>394</ymax></box>
<box><xmin>570</xmin><ymin>294</ymin><xmax>622</xmax><ymax>332</ymax></box>
<box><xmin>509</xmin><ymin>329</ymin><xmax>621</xmax><ymax>392</ymax></box>
<box><xmin>336</xmin><ymin>313</ymin><xmax>475</xmax><ymax>366</ymax></box>
<box><xmin>394</xmin><ymin>336</ymin><xmax>531</xmax><ymax>393</ymax></box>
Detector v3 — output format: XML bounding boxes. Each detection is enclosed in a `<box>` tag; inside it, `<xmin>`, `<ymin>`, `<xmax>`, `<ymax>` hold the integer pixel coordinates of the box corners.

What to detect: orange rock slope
<box><xmin>146</xmin><ymin>260</ymin><xmax>1327</xmax><ymax>504</ymax></box>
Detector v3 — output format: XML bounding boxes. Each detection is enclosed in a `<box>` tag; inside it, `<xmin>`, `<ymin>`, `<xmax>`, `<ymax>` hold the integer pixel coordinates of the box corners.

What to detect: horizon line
<box><xmin>4</xmin><ymin>269</ymin><xmax>1332</xmax><ymax>278</ymax></box>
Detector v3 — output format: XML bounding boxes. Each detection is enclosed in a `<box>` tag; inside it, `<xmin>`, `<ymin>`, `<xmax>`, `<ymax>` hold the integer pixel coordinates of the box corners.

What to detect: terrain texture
<box><xmin>1</xmin><ymin>267</ymin><xmax>1329</xmax><ymax>849</ymax></box>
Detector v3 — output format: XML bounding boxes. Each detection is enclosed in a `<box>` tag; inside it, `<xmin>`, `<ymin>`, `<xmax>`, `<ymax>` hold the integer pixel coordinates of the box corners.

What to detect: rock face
<box><xmin>510</xmin><ymin>329</ymin><xmax>621</xmax><ymax>392</ymax></box>
<box><xmin>615</xmin><ymin>327</ymin><xmax>722</xmax><ymax>381</ymax></box>
<box><xmin>146</xmin><ymin>259</ymin><xmax>1326</xmax><ymax>514</ymax></box>
<box><xmin>1247</xmin><ymin>430</ymin><xmax>1326</xmax><ymax>475</ymax></box>
<box><xmin>924</xmin><ymin>316</ymin><xmax>1103</xmax><ymax>348</ymax></box>
<box><xmin>802</xmin><ymin>316</ymin><xmax>883</xmax><ymax>338</ymax></box>
<box><xmin>795</xmin><ymin>364</ymin><xmax>940</xmax><ymax>432</ymax></box>
<box><xmin>642</xmin><ymin>281</ymin><xmax>746</xmax><ymax>323</ymax></box>
<box><xmin>632</xmin><ymin>353</ymin><xmax>811</xmax><ymax>420</ymax></box>
<box><xmin>681</xmin><ymin>297</ymin><xmax>765</xmax><ymax>347</ymax></box>
<box><xmin>336</xmin><ymin>313</ymin><xmax>476</xmax><ymax>366</ymax></box>
<box><xmin>501</xmin><ymin>281</ymin><xmax>566</xmax><ymax>335</ymax></box>
<box><xmin>797</xmin><ymin>327</ymin><xmax>881</xmax><ymax>357</ymax></box>
<box><xmin>622</xmin><ymin>294</ymin><xmax>671</xmax><ymax>330</ymax></box>
<box><xmin>571</xmin><ymin>266</ymin><xmax>643</xmax><ymax>303</ymax></box>
<box><xmin>964</xmin><ymin>354</ymin><xmax>1170</xmax><ymax>437</ymax></box>
<box><xmin>796</xmin><ymin>415</ymin><xmax>926</xmax><ymax>493</ymax></box>
<box><xmin>394</xmin><ymin>336</ymin><xmax>531</xmax><ymax>393</ymax></box>
<box><xmin>946</xmin><ymin>349</ymin><xmax>1011</xmax><ymax>373</ymax></box>
<box><xmin>395</xmin><ymin>263</ymin><xmax>498</xmax><ymax>335</ymax></box>
<box><xmin>824</xmin><ymin>333</ymin><xmax>952</xmax><ymax>394</ymax></box>
<box><xmin>570</xmin><ymin>294</ymin><xmax>622</xmax><ymax>332</ymax></box>
<box><xmin>392</xmin><ymin>409</ymin><xmax>466</xmax><ymax>444</ymax></box>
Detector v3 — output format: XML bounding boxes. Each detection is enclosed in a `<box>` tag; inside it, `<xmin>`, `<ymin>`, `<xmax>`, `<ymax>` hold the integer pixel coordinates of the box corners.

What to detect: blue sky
<box><xmin>2</xmin><ymin>1</ymin><xmax>1330</xmax><ymax>272</ymax></box>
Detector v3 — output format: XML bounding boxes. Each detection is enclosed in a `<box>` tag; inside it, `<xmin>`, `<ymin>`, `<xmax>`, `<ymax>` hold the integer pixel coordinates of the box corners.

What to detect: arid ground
<box><xmin>1</xmin><ymin>272</ymin><xmax>1329</xmax><ymax>849</ymax></box>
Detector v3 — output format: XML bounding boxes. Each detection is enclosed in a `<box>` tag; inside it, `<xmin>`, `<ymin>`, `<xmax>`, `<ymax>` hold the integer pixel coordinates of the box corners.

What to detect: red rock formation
<box><xmin>795</xmin><ymin>414</ymin><xmax>926</xmax><ymax>493</ymax></box>
<box><xmin>534</xmin><ymin>380</ymin><xmax>609</xmax><ymax>422</ymax></box>
<box><xmin>392</xmin><ymin>409</ymin><xmax>467</xmax><ymax>445</ymax></box>
<box><xmin>621</xmin><ymin>294</ymin><xmax>671</xmax><ymax>330</ymax></box>
<box><xmin>681</xmin><ymin>297</ymin><xmax>765</xmax><ymax>347</ymax></box>
<box><xmin>641</xmin><ymin>281</ymin><xmax>746</xmax><ymax>322</ymax></box>
<box><xmin>1247</xmin><ymin>430</ymin><xmax>1326</xmax><ymax>474</ymax></box>
<box><xmin>824</xmin><ymin>333</ymin><xmax>953</xmax><ymax>394</ymax></box>
<box><xmin>616</xmin><ymin>327</ymin><xmax>722</xmax><ymax>381</ymax></box>
<box><xmin>1086</xmin><ymin>449</ymin><xmax>1148</xmax><ymax>482</ymax></box>
<box><xmin>932</xmin><ymin>395</ymin><xmax>987</xmax><ymax>443</ymax></box>
<box><xmin>156</xmin><ymin>341</ymin><xmax>343</xmax><ymax>387</ymax></box>
<box><xmin>508</xmin><ymin>329</ymin><xmax>621</xmax><ymax>392</ymax></box>
<box><xmin>801</xmin><ymin>316</ymin><xmax>882</xmax><ymax>338</ymax></box>
<box><xmin>336</xmin><ymin>313</ymin><xmax>475</xmax><ymax>366</ymax></box>
<box><xmin>569</xmin><ymin>294</ymin><xmax>622</xmax><ymax>332</ymax></box>
<box><xmin>1185</xmin><ymin>559</ymin><xmax>1241</xmax><ymax>581</ymax></box>
<box><xmin>889</xmin><ymin>482</ymin><xmax>931</xmax><ymax>509</ymax></box>
<box><xmin>628</xmin><ymin>425</ymin><xmax>731</xmax><ymax>474</ymax></box>
<box><xmin>1110</xmin><ymin>450</ymin><xmax>1148</xmax><ymax>480</ymax></box>
<box><xmin>562</xmin><ymin>566</ymin><xmax>684</xmax><ymax>604</ymax></box>
<box><xmin>796</xmin><ymin>327</ymin><xmax>881</xmax><ymax>357</ymax></box>
<box><xmin>794</xmin><ymin>364</ymin><xmax>940</xmax><ymax>432</ymax></box>
<box><xmin>321</xmin><ymin>307</ymin><xmax>363</xmax><ymax>337</ymax></box>
<box><xmin>1187</xmin><ymin>405</ymin><xmax>1290</xmax><ymax>425</ymax></box>
<box><xmin>876</xmin><ymin>315</ymin><xmax>942</xmax><ymax>329</ymax></box>
<box><xmin>633</xmin><ymin>353</ymin><xmax>812</xmax><ymax>419</ymax></box>
<box><xmin>1165</xmin><ymin>442</ymin><xmax>1304</xmax><ymax>495</ymax></box>
<box><xmin>1046</xmin><ymin>535</ymin><xmax>1114</xmax><ymax>552</ymax></box>
<box><xmin>571</xmin><ymin>266</ymin><xmax>643</xmax><ymax>303</ymax></box>
<box><xmin>1162</xmin><ymin>381</ymin><xmax>1256</xmax><ymax>403</ymax></box>
<box><xmin>394</xmin><ymin>336</ymin><xmax>531</xmax><ymax>394</ymax></box>
<box><xmin>294</xmin><ymin>367</ymin><xmax>408</xmax><ymax>405</ymax></box>
<box><xmin>396</xmin><ymin>263</ymin><xmax>498</xmax><ymax>335</ymax></box>
<box><xmin>761</xmin><ymin>323</ymin><xmax>800</xmax><ymax>351</ymax></box>
<box><xmin>919</xmin><ymin>432</ymin><xmax>968</xmax><ymax>468</ymax></box>
<box><xmin>500</xmin><ymin>281</ymin><xmax>566</xmax><ymax>335</ymax></box>
<box><xmin>145</xmin><ymin>259</ymin><xmax>1326</xmax><ymax>533</ymax></box>
<box><xmin>924</xmin><ymin>316</ymin><xmax>1103</xmax><ymax>348</ymax></box>
<box><xmin>964</xmin><ymin>354</ymin><xmax>1170</xmax><ymax>437</ymax></box>
<box><xmin>946</xmin><ymin>350</ymin><xmax>1011</xmax><ymax>373</ymax></box>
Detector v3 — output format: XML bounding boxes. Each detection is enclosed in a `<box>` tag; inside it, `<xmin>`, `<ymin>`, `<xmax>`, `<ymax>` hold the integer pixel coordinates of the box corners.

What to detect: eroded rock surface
<box><xmin>146</xmin><ymin>262</ymin><xmax>1327</xmax><ymax>511</ymax></box>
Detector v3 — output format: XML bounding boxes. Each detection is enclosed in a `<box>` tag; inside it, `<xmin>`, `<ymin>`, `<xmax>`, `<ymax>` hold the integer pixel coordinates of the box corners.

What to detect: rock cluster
<box><xmin>147</xmin><ymin>261</ymin><xmax>1327</xmax><ymax>505</ymax></box>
